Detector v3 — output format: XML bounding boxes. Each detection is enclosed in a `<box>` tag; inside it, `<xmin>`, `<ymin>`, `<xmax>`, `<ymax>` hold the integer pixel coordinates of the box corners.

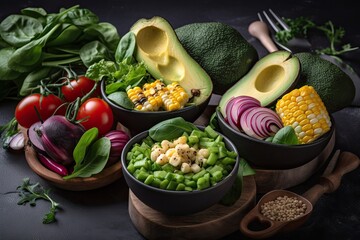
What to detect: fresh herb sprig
<box><xmin>17</xmin><ymin>178</ymin><xmax>60</xmax><ymax>224</ymax></box>
<box><xmin>315</xmin><ymin>21</ymin><xmax>359</xmax><ymax>55</ymax></box>
<box><xmin>275</xmin><ymin>17</ymin><xmax>358</xmax><ymax>56</ymax></box>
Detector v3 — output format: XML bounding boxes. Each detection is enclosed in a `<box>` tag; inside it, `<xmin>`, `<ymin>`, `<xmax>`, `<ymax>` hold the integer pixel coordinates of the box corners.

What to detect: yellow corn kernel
<box><xmin>276</xmin><ymin>85</ymin><xmax>331</xmax><ymax>144</ymax></box>
<box><xmin>126</xmin><ymin>80</ymin><xmax>189</xmax><ymax>111</ymax></box>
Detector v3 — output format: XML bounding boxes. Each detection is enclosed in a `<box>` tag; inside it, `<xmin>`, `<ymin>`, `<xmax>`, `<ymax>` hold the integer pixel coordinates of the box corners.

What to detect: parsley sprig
<box><xmin>17</xmin><ymin>178</ymin><xmax>60</xmax><ymax>224</ymax></box>
<box><xmin>275</xmin><ymin>17</ymin><xmax>358</xmax><ymax>56</ymax></box>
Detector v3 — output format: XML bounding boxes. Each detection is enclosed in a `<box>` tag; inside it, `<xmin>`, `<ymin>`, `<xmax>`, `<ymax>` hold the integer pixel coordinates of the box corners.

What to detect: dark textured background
<box><xmin>1</xmin><ymin>1</ymin><xmax>360</xmax><ymax>239</ymax></box>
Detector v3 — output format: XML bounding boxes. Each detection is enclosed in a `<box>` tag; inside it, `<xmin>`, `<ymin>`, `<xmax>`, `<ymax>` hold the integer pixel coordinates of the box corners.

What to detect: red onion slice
<box><xmin>240</xmin><ymin>107</ymin><xmax>283</xmax><ymax>140</ymax></box>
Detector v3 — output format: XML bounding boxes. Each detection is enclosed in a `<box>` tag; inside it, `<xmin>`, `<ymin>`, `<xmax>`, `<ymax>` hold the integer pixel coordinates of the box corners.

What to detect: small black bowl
<box><xmin>216</xmin><ymin>108</ymin><xmax>335</xmax><ymax>170</ymax></box>
<box><xmin>121</xmin><ymin>127</ymin><xmax>240</xmax><ymax>215</ymax></box>
<box><xmin>101</xmin><ymin>80</ymin><xmax>211</xmax><ymax>135</ymax></box>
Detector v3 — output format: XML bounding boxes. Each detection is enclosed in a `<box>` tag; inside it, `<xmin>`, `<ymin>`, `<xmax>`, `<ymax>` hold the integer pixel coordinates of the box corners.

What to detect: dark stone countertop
<box><xmin>1</xmin><ymin>1</ymin><xmax>359</xmax><ymax>239</ymax></box>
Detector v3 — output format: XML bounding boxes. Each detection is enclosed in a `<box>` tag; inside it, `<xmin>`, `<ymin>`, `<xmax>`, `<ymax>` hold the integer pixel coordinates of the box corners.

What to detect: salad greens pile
<box><xmin>0</xmin><ymin>5</ymin><xmax>120</xmax><ymax>102</ymax></box>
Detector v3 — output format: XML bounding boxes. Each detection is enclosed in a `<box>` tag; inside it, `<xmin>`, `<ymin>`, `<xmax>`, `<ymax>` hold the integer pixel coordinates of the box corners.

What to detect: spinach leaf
<box><xmin>115</xmin><ymin>32</ymin><xmax>136</xmax><ymax>64</ymax></box>
<box><xmin>83</xmin><ymin>22</ymin><xmax>120</xmax><ymax>52</ymax></box>
<box><xmin>271</xmin><ymin>126</ymin><xmax>299</xmax><ymax>145</ymax></box>
<box><xmin>8</xmin><ymin>23</ymin><xmax>61</xmax><ymax>72</ymax></box>
<box><xmin>21</xmin><ymin>7</ymin><xmax>47</xmax><ymax>18</ymax></box>
<box><xmin>73</xmin><ymin>127</ymin><xmax>99</xmax><ymax>163</ymax></box>
<box><xmin>19</xmin><ymin>67</ymin><xmax>52</xmax><ymax>96</ymax></box>
<box><xmin>220</xmin><ymin>158</ymin><xmax>255</xmax><ymax>206</ymax></box>
<box><xmin>63</xmin><ymin>137</ymin><xmax>111</xmax><ymax>180</ymax></box>
<box><xmin>149</xmin><ymin>117</ymin><xmax>199</xmax><ymax>142</ymax></box>
<box><xmin>107</xmin><ymin>91</ymin><xmax>134</xmax><ymax>110</ymax></box>
<box><xmin>80</xmin><ymin>40</ymin><xmax>113</xmax><ymax>67</ymax></box>
<box><xmin>0</xmin><ymin>14</ymin><xmax>43</xmax><ymax>47</ymax></box>
<box><xmin>0</xmin><ymin>47</ymin><xmax>22</xmax><ymax>80</ymax></box>
<box><xmin>46</xmin><ymin>24</ymin><xmax>82</xmax><ymax>47</ymax></box>
<box><xmin>65</xmin><ymin>8</ymin><xmax>99</xmax><ymax>27</ymax></box>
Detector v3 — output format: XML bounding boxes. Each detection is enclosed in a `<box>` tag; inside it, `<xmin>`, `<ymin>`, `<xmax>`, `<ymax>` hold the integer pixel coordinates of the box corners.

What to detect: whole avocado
<box><xmin>175</xmin><ymin>22</ymin><xmax>258</xmax><ymax>95</ymax></box>
<box><xmin>294</xmin><ymin>52</ymin><xmax>355</xmax><ymax>113</ymax></box>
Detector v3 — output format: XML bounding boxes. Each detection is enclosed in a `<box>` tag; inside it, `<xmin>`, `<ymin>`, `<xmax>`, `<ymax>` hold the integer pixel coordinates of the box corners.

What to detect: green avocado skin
<box><xmin>294</xmin><ymin>52</ymin><xmax>355</xmax><ymax>113</ymax></box>
<box><xmin>175</xmin><ymin>22</ymin><xmax>258</xmax><ymax>95</ymax></box>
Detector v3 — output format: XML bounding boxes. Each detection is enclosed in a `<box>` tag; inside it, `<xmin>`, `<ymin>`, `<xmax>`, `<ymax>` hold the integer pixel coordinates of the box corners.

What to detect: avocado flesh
<box><xmin>130</xmin><ymin>16</ymin><xmax>213</xmax><ymax>105</ymax></box>
<box><xmin>175</xmin><ymin>22</ymin><xmax>258</xmax><ymax>95</ymax></box>
<box><xmin>294</xmin><ymin>52</ymin><xmax>355</xmax><ymax>113</ymax></box>
<box><xmin>219</xmin><ymin>51</ymin><xmax>300</xmax><ymax>117</ymax></box>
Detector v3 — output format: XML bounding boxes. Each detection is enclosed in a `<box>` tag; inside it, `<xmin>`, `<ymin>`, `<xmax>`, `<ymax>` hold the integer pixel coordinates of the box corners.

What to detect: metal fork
<box><xmin>249</xmin><ymin>9</ymin><xmax>312</xmax><ymax>53</ymax></box>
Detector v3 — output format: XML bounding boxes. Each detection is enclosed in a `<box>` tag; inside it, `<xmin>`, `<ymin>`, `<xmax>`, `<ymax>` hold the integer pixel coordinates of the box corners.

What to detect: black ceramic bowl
<box><xmin>121</xmin><ymin>127</ymin><xmax>240</xmax><ymax>215</ymax></box>
<box><xmin>101</xmin><ymin>80</ymin><xmax>211</xmax><ymax>135</ymax></box>
<box><xmin>216</xmin><ymin>108</ymin><xmax>335</xmax><ymax>170</ymax></box>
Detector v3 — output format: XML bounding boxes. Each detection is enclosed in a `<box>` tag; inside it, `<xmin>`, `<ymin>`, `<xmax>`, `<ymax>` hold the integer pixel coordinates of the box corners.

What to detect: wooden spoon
<box><xmin>240</xmin><ymin>151</ymin><xmax>360</xmax><ymax>239</ymax></box>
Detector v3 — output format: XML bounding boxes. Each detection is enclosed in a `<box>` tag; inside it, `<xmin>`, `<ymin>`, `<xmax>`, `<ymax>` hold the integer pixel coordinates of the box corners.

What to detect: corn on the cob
<box><xmin>275</xmin><ymin>85</ymin><xmax>331</xmax><ymax>144</ymax></box>
<box><xmin>126</xmin><ymin>80</ymin><xmax>189</xmax><ymax>111</ymax></box>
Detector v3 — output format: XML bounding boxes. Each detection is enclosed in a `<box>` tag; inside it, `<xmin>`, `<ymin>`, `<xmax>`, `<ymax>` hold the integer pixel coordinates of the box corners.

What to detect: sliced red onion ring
<box><xmin>240</xmin><ymin>107</ymin><xmax>283</xmax><ymax>140</ymax></box>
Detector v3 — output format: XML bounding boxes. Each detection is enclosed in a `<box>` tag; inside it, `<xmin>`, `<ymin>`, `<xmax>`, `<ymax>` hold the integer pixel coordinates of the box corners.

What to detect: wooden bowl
<box><xmin>22</xmin><ymin>128</ymin><xmax>122</xmax><ymax>191</ymax></box>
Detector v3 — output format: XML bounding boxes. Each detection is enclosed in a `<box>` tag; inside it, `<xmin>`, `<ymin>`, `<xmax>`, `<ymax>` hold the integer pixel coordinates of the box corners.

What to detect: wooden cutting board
<box><xmin>254</xmin><ymin>130</ymin><xmax>336</xmax><ymax>193</ymax></box>
<box><xmin>128</xmin><ymin>175</ymin><xmax>256</xmax><ymax>240</ymax></box>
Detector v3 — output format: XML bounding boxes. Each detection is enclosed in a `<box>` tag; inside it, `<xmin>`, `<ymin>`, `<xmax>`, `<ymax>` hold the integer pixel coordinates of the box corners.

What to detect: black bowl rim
<box><xmin>121</xmin><ymin>127</ymin><xmax>240</xmax><ymax>195</ymax></box>
<box><xmin>216</xmin><ymin>107</ymin><xmax>335</xmax><ymax>149</ymax></box>
<box><xmin>100</xmin><ymin>79</ymin><xmax>208</xmax><ymax>115</ymax></box>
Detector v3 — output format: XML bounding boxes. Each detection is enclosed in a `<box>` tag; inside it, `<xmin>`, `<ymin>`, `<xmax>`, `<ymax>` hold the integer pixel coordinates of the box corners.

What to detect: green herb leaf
<box><xmin>64</xmin><ymin>137</ymin><xmax>111</xmax><ymax>180</ymax></box>
<box><xmin>241</xmin><ymin>158</ymin><xmax>256</xmax><ymax>176</ymax></box>
<box><xmin>17</xmin><ymin>178</ymin><xmax>60</xmax><ymax>224</ymax></box>
<box><xmin>149</xmin><ymin>117</ymin><xmax>199</xmax><ymax>142</ymax></box>
<box><xmin>107</xmin><ymin>91</ymin><xmax>134</xmax><ymax>109</ymax></box>
<box><xmin>115</xmin><ymin>32</ymin><xmax>136</xmax><ymax>64</ymax></box>
<box><xmin>73</xmin><ymin>127</ymin><xmax>99</xmax><ymax>163</ymax></box>
<box><xmin>271</xmin><ymin>126</ymin><xmax>299</xmax><ymax>145</ymax></box>
<box><xmin>85</xmin><ymin>59</ymin><xmax>118</xmax><ymax>82</ymax></box>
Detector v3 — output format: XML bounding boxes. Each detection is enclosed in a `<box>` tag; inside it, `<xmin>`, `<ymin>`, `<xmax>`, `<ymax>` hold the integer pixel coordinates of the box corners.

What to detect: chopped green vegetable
<box><xmin>17</xmin><ymin>178</ymin><xmax>60</xmax><ymax>224</ymax></box>
<box><xmin>127</xmin><ymin>122</ymin><xmax>237</xmax><ymax>192</ymax></box>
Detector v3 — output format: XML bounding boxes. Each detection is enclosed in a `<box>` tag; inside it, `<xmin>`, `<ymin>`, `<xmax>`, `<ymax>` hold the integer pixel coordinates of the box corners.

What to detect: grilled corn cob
<box><xmin>275</xmin><ymin>85</ymin><xmax>331</xmax><ymax>144</ymax></box>
<box><xmin>127</xmin><ymin>80</ymin><xmax>189</xmax><ymax>111</ymax></box>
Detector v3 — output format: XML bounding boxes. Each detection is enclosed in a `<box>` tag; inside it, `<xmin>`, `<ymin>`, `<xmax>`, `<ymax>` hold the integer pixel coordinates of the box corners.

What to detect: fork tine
<box><xmin>257</xmin><ymin>12</ymin><xmax>263</xmax><ymax>22</ymax></box>
<box><xmin>269</xmin><ymin>9</ymin><xmax>290</xmax><ymax>31</ymax></box>
<box><xmin>262</xmin><ymin>11</ymin><xmax>280</xmax><ymax>32</ymax></box>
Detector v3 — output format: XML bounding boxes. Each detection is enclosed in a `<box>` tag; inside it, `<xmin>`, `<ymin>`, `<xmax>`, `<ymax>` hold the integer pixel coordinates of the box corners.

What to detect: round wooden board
<box><xmin>128</xmin><ymin>175</ymin><xmax>256</xmax><ymax>240</ymax></box>
<box><xmin>22</xmin><ymin>127</ymin><xmax>123</xmax><ymax>191</ymax></box>
<box><xmin>254</xmin><ymin>130</ymin><xmax>336</xmax><ymax>193</ymax></box>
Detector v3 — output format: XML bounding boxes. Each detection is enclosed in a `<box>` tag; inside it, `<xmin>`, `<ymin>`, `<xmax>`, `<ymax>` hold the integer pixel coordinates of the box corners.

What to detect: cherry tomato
<box><xmin>61</xmin><ymin>76</ymin><xmax>100</xmax><ymax>102</ymax></box>
<box><xmin>15</xmin><ymin>93</ymin><xmax>66</xmax><ymax>128</ymax></box>
<box><xmin>76</xmin><ymin>98</ymin><xmax>114</xmax><ymax>136</ymax></box>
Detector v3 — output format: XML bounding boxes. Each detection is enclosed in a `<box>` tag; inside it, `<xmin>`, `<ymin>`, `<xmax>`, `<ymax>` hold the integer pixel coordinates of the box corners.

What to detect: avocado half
<box><xmin>294</xmin><ymin>52</ymin><xmax>355</xmax><ymax>113</ymax></box>
<box><xmin>176</xmin><ymin>22</ymin><xmax>258</xmax><ymax>95</ymax></box>
<box><xmin>219</xmin><ymin>51</ymin><xmax>300</xmax><ymax>117</ymax></box>
<box><xmin>130</xmin><ymin>16</ymin><xmax>213</xmax><ymax>105</ymax></box>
